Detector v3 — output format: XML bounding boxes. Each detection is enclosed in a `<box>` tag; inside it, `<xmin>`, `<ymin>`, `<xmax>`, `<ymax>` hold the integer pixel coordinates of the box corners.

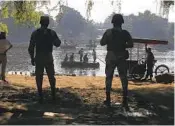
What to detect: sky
<box><xmin>41</xmin><ymin>0</ymin><xmax>175</xmax><ymax>23</ymax></box>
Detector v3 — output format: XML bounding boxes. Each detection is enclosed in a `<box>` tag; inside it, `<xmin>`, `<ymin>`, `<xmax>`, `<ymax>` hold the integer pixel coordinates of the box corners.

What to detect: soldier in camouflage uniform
<box><xmin>28</xmin><ymin>16</ymin><xmax>61</xmax><ymax>103</ymax></box>
<box><xmin>100</xmin><ymin>14</ymin><xmax>133</xmax><ymax>107</ymax></box>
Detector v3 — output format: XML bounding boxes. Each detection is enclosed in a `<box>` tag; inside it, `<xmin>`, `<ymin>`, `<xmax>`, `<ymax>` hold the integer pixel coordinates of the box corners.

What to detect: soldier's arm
<box><xmin>52</xmin><ymin>31</ymin><xmax>61</xmax><ymax>47</ymax></box>
<box><xmin>28</xmin><ymin>31</ymin><xmax>36</xmax><ymax>60</ymax></box>
<box><xmin>145</xmin><ymin>44</ymin><xmax>148</xmax><ymax>52</ymax></box>
<box><xmin>124</xmin><ymin>30</ymin><xmax>133</xmax><ymax>48</ymax></box>
<box><xmin>8</xmin><ymin>40</ymin><xmax>13</xmax><ymax>50</ymax></box>
<box><xmin>152</xmin><ymin>52</ymin><xmax>155</xmax><ymax>60</ymax></box>
<box><xmin>100</xmin><ymin>30</ymin><xmax>108</xmax><ymax>46</ymax></box>
<box><xmin>4</xmin><ymin>40</ymin><xmax>13</xmax><ymax>54</ymax></box>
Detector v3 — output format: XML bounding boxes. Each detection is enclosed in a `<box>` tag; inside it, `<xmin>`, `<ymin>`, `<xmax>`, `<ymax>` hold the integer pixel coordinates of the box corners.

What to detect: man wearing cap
<box><xmin>0</xmin><ymin>32</ymin><xmax>12</xmax><ymax>82</ymax></box>
<box><xmin>28</xmin><ymin>16</ymin><xmax>61</xmax><ymax>103</ymax></box>
<box><xmin>100</xmin><ymin>14</ymin><xmax>133</xmax><ymax>107</ymax></box>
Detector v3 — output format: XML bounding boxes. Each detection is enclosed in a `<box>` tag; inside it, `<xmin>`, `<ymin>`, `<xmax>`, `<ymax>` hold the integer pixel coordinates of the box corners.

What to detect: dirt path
<box><xmin>0</xmin><ymin>76</ymin><xmax>174</xmax><ymax>125</ymax></box>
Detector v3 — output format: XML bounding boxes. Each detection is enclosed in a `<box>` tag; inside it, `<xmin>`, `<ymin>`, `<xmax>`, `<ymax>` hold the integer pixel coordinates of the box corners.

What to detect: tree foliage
<box><xmin>0</xmin><ymin>22</ymin><xmax>8</xmax><ymax>33</ymax></box>
<box><xmin>0</xmin><ymin>1</ymin><xmax>48</xmax><ymax>33</ymax></box>
<box><xmin>0</xmin><ymin>1</ymin><xmax>43</xmax><ymax>26</ymax></box>
<box><xmin>0</xmin><ymin>0</ymin><xmax>174</xmax><ymax>33</ymax></box>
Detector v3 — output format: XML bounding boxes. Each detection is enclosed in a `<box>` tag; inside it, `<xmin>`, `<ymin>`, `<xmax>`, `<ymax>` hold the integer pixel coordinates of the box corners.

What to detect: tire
<box><xmin>155</xmin><ymin>64</ymin><xmax>169</xmax><ymax>76</ymax></box>
<box><xmin>131</xmin><ymin>65</ymin><xmax>145</xmax><ymax>81</ymax></box>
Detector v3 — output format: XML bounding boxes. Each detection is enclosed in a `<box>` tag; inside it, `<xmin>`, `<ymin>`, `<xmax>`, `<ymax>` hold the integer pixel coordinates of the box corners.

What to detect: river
<box><xmin>6</xmin><ymin>43</ymin><xmax>174</xmax><ymax>76</ymax></box>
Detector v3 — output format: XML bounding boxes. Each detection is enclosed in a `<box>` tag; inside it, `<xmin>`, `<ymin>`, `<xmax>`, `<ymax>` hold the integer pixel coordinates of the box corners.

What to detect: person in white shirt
<box><xmin>0</xmin><ymin>32</ymin><xmax>12</xmax><ymax>82</ymax></box>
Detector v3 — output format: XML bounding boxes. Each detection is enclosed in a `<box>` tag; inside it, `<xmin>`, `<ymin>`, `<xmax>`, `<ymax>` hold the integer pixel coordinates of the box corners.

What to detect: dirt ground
<box><xmin>0</xmin><ymin>75</ymin><xmax>174</xmax><ymax>125</ymax></box>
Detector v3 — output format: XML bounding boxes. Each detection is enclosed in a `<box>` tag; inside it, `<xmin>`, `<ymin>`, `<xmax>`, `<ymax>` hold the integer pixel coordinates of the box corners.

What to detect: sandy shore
<box><xmin>0</xmin><ymin>75</ymin><xmax>174</xmax><ymax>125</ymax></box>
<box><xmin>5</xmin><ymin>75</ymin><xmax>174</xmax><ymax>90</ymax></box>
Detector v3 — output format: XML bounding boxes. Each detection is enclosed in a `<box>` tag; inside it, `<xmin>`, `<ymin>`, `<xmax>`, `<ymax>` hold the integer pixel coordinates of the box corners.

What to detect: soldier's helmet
<box><xmin>111</xmin><ymin>14</ymin><xmax>124</xmax><ymax>24</ymax></box>
<box><xmin>40</xmin><ymin>16</ymin><xmax>50</xmax><ymax>26</ymax></box>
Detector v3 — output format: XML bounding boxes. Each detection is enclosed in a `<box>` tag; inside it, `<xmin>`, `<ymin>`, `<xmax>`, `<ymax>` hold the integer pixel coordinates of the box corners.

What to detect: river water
<box><xmin>6</xmin><ymin>43</ymin><xmax>174</xmax><ymax>76</ymax></box>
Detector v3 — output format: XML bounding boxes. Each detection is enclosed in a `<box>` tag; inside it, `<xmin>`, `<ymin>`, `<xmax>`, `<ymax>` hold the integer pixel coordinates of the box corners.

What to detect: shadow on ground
<box><xmin>0</xmin><ymin>83</ymin><xmax>174</xmax><ymax>125</ymax></box>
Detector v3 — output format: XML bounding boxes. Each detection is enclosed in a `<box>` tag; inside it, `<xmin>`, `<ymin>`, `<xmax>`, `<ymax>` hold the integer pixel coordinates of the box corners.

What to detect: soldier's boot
<box><xmin>51</xmin><ymin>85</ymin><xmax>56</xmax><ymax>101</ymax></box>
<box><xmin>37</xmin><ymin>87</ymin><xmax>43</xmax><ymax>104</ymax></box>
<box><xmin>36</xmin><ymin>76</ymin><xmax>43</xmax><ymax>104</ymax></box>
<box><xmin>122</xmin><ymin>90</ymin><xmax>130</xmax><ymax>111</ymax></box>
<box><xmin>104</xmin><ymin>92</ymin><xmax>111</xmax><ymax>107</ymax></box>
<box><xmin>49</xmin><ymin>78</ymin><xmax>56</xmax><ymax>102</ymax></box>
<box><xmin>104</xmin><ymin>75</ymin><xmax>113</xmax><ymax>107</ymax></box>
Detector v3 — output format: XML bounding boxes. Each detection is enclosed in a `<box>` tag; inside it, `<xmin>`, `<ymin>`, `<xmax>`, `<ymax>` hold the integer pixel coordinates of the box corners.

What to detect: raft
<box><xmin>61</xmin><ymin>61</ymin><xmax>100</xmax><ymax>68</ymax></box>
<box><xmin>60</xmin><ymin>45</ymin><xmax>76</xmax><ymax>49</ymax></box>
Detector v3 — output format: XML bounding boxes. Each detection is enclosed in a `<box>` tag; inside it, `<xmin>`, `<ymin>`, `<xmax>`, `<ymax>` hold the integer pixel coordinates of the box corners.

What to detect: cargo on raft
<box><xmin>61</xmin><ymin>61</ymin><xmax>100</xmax><ymax>68</ymax></box>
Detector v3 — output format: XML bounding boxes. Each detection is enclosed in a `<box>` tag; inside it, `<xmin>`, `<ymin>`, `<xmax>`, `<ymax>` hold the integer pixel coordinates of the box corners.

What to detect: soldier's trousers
<box><xmin>35</xmin><ymin>60</ymin><xmax>56</xmax><ymax>98</ymax></box>
<box><xmin>146</xmin><ymin>63</ymin><xmax>154</xmax><ymax>78</ymax></box>
<box><xmin>0</xmin><ymin>54</ymin><xmax>7</xmax><ymax>80</ymax></box>
<box><xmin>105</xmin><ymin>57</ymin><xmax>128</xmax><ymax>98</ymax></box>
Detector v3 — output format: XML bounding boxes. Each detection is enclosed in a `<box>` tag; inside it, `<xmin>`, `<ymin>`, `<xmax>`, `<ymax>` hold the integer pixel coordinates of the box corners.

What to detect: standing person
<box><xmin>100</xmin><ymin>14</ymin><xmax>133</xmax><ymax>107</ymax></box>
<box><xmin>92</xmin><ymin>49</ymin><xmax>96</xmax><ymax>63</ymax></box>
<box><xmin>0</xmin><ymin>32</ymin><xmax>12</xmax><ymax>82</ymax></box>
<box><xmin>78</xmin><ymin>48</ymin><xmax>84</xmax><ymax>62</ymax></box>
<box><xmin>143</xmin><ymin>45</ymin><xmax>155</xmax><ymax>81</ymax></box>
<box><xmin>28</xmin><ymin>16</ymin><xmax>61</xmax><ymax>103</ymax></box>
<box><xmin>64</xmin><ymin>54</ymin><xmax>68</xmax><ymax>62</ymax></box>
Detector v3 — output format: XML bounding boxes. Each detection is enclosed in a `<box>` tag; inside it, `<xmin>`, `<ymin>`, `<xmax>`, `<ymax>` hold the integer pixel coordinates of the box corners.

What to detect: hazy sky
<box><xmin>42</xmin><ymin>0</ymin><xmax>175</xmax><ymax>22</ymax></box>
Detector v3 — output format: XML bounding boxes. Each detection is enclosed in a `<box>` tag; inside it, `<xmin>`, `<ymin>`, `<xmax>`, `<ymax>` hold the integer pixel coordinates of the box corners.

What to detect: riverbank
<box><xmin>4</xmin><ymin>75</ymin><xmax>174</xmax><ymax>89</ymax></box>
<box><xmin>0</xmin><ymin>75</ymin><xmax>174</xmax><ymax>125</ymax></box>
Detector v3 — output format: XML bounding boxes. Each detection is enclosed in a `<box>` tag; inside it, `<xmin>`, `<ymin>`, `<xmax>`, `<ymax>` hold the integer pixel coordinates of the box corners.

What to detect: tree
<box><xmin>0</xmin><ymin>1</ymin><xmax>44</xmax><ymax>33</ymax></box>
<box><xmin>0</xmin><ymin>0</ymin><xmax>174</xmax><ymax>34</ymax></box>
<box><xmin>0</xmin><ymin>23</ymin><xmax>8</xmax><ymax>33</ymax></box>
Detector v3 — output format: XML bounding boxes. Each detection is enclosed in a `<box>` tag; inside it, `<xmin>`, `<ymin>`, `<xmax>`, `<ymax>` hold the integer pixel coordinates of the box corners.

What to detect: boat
<box><xmin>61</xmin><ymin>61</ymin><xmax>100</xmax><ymax>68</ymax></box>
<box><xmin>60</xmin><ymin>45</ymin><xmax>76</xmax><ymax>49</ymax></box>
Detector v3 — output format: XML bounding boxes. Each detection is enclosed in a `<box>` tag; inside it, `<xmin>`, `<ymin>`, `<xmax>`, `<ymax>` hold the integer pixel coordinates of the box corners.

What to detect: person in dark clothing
<box><xmin>70</xmin><ymin>53</ymin><xmax>75</xmax><ymax>62</ymax></box>
<box><xmin>64</xmin><ymin>54</ymin><xmax>68</xmax><ymax>62</ymax></box>
<box><xmin>143</xmin><ymin>45</ymin><xmax>155</xmax><ymax>81</ymax></box>
<box><xmin>100</xmin><ymin>14</ymin><xmax>133</xmax><ymax>108</ymax></box>
<box><xmin>83</xmin><ymin>53</ymin><xmax>88</xmax><ymax>63</ymax></box>
<box><xmin>28</xmin><ymin>16</ymin><xmax>61</xmax><ymax>103</ymax></box>
<box><xmin>78</xmin><ymin>48</ymin><xmax>84</xmax><ymax>62</ymax></box>
<box><xmin>92</xmin><ymin>49</ymin><xmax>96</xmax><ymax>63</ymax></box>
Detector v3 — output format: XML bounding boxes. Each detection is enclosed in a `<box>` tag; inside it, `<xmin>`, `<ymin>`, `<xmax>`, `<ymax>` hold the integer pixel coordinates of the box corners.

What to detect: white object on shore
<box><xmin>7</xmin><ymin>71</ymin><xmax>31</xmax><ymax>76</ymax></box>
<box><xmin>17</xmin><ymin>71</ymin><xmax>21</xmax><ymax>75</ymax></box>
<box><xmin>8</xmin><ymin>71</ymin><xmax>13</xmax><ymax>75</ymax></box>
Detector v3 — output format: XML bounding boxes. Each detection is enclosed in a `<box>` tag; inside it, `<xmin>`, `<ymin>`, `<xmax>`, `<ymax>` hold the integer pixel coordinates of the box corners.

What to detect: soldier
<box><xmin>143</xmin><ymin>45</ymin><xmax>155</xmax><ymax>81</ymax></box>
<box><xmin>100</xmin><ymin>14</ymin><xmax>133</xmax><ymax>107</ymax></box>
<box><xmin>0</xmin><ymin>32</ymin><xmax>12</xmax><ymax>82</ymax></box>
<box><xmin>28</xmin><ymin>16</ymin><xmax>61</xmax><ymax>103</ymax></box>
